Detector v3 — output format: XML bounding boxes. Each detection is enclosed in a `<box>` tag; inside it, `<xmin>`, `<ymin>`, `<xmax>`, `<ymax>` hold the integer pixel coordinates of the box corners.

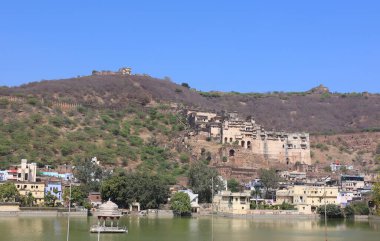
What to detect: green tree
<box><xmin>188</xmin><ymin>161</ymin><xmax>224</xmax><ymax>203</ymax></box>
<box><xmin>279</xmin><ymin>201</ymin><xmax>296</xmax><ymax>210</ymax></box>
<box><xmin>181</xmin><ymin>83</ymin><xmax>190</xmax><ymax>89</ymax></box>
<box><xmin>258</xmin><ymin>168</ymin><xmax>281</xmax><ymax>198</ymax></box>
<box><xmin>44</xmin><ymin>191</ymin><xmax>57</xmax><ymax>207</ymax></box>
<box><xmin>351</xmin><ymin>201</ymin><xmax>369</xmax><ymax>215</ymax></box>
<box><xmin>73</xmin><ymin>158</ymin><xmax>111</xmax><ymax>193</ymax></box>
<box><xmin>376</xmin><ymin>143</ymin><xmax>380</xmax><ymax>155</ymax></box>
<box><xmin>317</xmin><ymin>204</ymin><xmax>344</xmax><ymax>218</ymax></box>
<box><xmin>171</xmin><ymin>192</ymin><xmax>191</xmax><ymax>216</ymax></box>
<box><xmin>101</xmin><ymin>171</ymin><xmax>170</xmax><ymax>209</ymax></box>
<box><xmin>227</xmin><ymin>179</ymin><xmax>240</xmax><ymax>192</ymax></box>
<box><xmin>372</xmin><ymin>179</ymin><xmax>380</xmax><ymax>215</ymax></box>
<box><xmin>20</xmin><ymin>192</ymin><xmax>35</xmax><ymax>207</ymax></box>
<box><xmin>63</xmin><ymin>185</ymin><xmax>88</xmax><ymax>206</ymax></box>
<box><xmin>0</xmin><ymin>182</ymin><xmax>19</xmax><ymax>202</ymax></box>
<box><xmin>344</xmin><ymin>205</ymin><xmax>355</xmax><ymax>218</ymax></box>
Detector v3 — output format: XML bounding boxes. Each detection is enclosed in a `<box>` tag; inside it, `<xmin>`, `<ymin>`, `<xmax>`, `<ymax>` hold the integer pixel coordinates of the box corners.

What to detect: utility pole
<box><xmin>211</xmin><ymin>176</ymin><xmax>214</xmax><ymax>241</ymax></box>
<box><xmin>66</xmin><ymin>183</ymin><xmax>71</xmax><ymax>241</ymax></box>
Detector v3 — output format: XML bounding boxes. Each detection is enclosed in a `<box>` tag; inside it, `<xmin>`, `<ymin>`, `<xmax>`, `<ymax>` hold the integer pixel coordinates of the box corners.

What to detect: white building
<box><xmin>179</xmin><ymin>189</ymin><xmax>200</xmax><ymax>213</ymax></box>
<box><xmin>17</xmin><ymin>159</ymin><xmax>37</xmax><ymax>182</ymax></box>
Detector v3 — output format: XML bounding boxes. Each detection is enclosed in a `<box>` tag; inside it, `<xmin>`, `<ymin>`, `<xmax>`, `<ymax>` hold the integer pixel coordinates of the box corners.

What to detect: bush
<box><xmin>181</xmin><ymin>83</ymin><xmax>190</xmax><ymax>89</ymax></box>
<box><xmin>351</xmin><ymin>201</ymin><xmax>369</xmax><ymax>215</ymax></box>
<box><xmin>179</xmin><ymin>153</ymin><xmax>190</xmax><ymax>163</ymax></box>
<box><xmin>171</xmin><ymin>192</ymin><xmax>191</xmax><ymax>216</ymax></box>
<box><xmin>344</xmin><ymin>205</ymin><xmax>354</xmax><ymax>218</ymax></box>
<box><xmin>317</xmin><ymin>204</ymin><xmax>344</xmax><ymax>218</ymax></box>
<box><xmin>0</xmin><ymin>98</ymin><xmax>9</xmax><ymax>109</ymax></box>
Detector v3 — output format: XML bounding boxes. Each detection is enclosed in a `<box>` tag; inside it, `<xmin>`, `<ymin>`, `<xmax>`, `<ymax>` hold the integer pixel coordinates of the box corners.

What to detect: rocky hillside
<box><xmin>0</xmin><ymin>73</ymin><xmax>379</xmax><ymax>177</ymax></box>
<box><xmin>1</xmin><ymin>75</ymin><xmax>379</xmax><ymax>133</ymax></box>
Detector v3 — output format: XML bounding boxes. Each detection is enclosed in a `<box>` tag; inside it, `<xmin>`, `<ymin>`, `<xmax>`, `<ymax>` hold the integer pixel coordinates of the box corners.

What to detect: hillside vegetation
<box><xmin>0</xmin><ymin>98</ymin><xmax>189</xmax><ymax>183</ymax></box>
<box><xmin>1</xmin><ymin>75</ymin><xmax>379</xmax><ymax>133</ymax></box>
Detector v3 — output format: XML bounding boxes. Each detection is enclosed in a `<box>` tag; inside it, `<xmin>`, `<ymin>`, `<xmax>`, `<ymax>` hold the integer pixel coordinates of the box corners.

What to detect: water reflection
<box><xmin>0</xmin><ymin>216</ymin><xmax>379</xmax><ymax>241</ymax></box>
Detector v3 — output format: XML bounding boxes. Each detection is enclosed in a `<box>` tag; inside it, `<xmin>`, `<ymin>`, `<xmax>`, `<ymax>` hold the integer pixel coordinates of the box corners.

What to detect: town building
<box><xmin>15</xmin><ymin>182</ymin><xmax>45</xmax><ymax>205</ymax></box>
<box><xmin>213</xmin><ymin>190</ymin><xmax>251</xmax><ymax>214</ymax></box>
<box><xmin>276</xmin><ymin>185</ymin><xmax>339</xmax><ymax>214</ymax></box>
<box><xmin>16</xmin><ymin>159</ymin><xmax>37</xmax><ymax>182</ymax></box>
<box><xmin>337</xmin><ymin>191</ymin><xmax>362</xmax><ymax>208</ymax></box>
<box><xmin>330</xmin><ymin>162</ymin><xmax>353</xmax><ymax>172</ymax></box>
<box><xmin>39</xmin><ymin>171</ymin><xmax>74</xmax><ymax>181</ymax></box>
<box><xmin>340</xmin><ymin>175</ymin><xmax>365</xmax><ymax>192</ymax></box>
<box><xmin>88</xmin><ymin>192</ymin><xmax>102</xmax><ymax>208</ymax></box>
<box><xmin>0</xmin><ymin>171</ymin><xmax>7</xmax><ymax>182</ymax></box>
<box><xmin>6</xmin><ymin>167</ymin><xmax>17</xmax><ymax>181</ymax></box>
<box><xmin>178</xmin><ymin>189</ymin><xmax>200</xmax><ymax>213</ymax></box>
<box><xmin>45</xmin><ymin>181</ymin><xmax>63</xmax><ymax>202</ymax></box>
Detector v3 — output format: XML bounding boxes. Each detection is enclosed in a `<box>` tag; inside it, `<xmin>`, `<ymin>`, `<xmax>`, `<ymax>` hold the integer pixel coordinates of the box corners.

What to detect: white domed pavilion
<box><xmin>90</xmin><ymin>200</ymin><xmax>127</xmax><ymax>233</ymax></box>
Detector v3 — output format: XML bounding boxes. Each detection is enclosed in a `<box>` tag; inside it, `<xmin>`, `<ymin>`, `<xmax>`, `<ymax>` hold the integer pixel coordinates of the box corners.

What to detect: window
<box><xmin>229</xmin><ymin>149</ymin><xmax>235</xmax><ymax>157</ymax></box>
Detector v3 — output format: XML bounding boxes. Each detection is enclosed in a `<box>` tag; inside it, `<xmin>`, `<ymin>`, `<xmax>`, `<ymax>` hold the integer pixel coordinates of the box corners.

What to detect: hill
<box><xmin>0</xmin><ymin>73</ymin><xmax>379</xmax><ymax>178</ymax></box>
<box><xmin>1</xmin><ymin>75</ymin><xmax>379</xmax><ymax>133</ymax></box>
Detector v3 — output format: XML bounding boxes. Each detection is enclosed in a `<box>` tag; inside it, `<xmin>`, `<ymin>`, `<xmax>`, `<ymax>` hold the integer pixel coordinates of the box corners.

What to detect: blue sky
<box><xmin>0</xmin><ymin>1</ymin><xmax>379</xmax><ymax>93</ymax></box>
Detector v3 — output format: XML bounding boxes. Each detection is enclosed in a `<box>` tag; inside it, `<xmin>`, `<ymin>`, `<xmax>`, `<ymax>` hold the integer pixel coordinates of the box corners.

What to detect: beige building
<box><xmin>188</xmin><ymin>111</ymin><xmax>311</xmax><ymax>165</ymax></box>
<box><xmin>276</xmin><ymin>185</ymin><xmax>339</xmax><ymax>214</ymax></box>
<box><xmin>17</xmin><ymin>159</ymin><xmax>37</xmax><ymax>182</ymax></box>
<box><xmin>15</xmin><ymin>182</ymin><xmax>45</xmax><ymax>205</ymax></box>
<box><xmin>213</xmin><ymin>190</ymin><xmax>251</xmax><ymax>214</ymax></box>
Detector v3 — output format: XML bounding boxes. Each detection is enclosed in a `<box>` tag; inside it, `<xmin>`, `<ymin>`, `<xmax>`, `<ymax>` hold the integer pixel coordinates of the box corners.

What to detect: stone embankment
<box><xmin>0</xmin><ymin>207</ymin><xmax>88</xmax><ymax>217</ymax></box>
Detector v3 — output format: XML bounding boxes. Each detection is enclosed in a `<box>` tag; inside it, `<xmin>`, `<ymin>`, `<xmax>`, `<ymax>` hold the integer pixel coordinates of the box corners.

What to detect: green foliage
<box><xmin>44</xmin><ymin>191</ymin><xmax>57</xmax><ymax>207</ymax></box>
<box><xmin>258</xmin><ymin>168</ymin><xmax>281</xmax><ymax>197</ymax></box>
<box><xmin>0</xmin><ymin>182</ymin><xmax>19</xmax><ymax>202</ymax></box>
<box><xmin>227</xmin><ymin>179</ymin><xmax>240</xmax><ymax>192</ymax></box>
<box><xmin>376</xmin><ymin>143</ymin><xmax>380</xmax><ymax>155</ymax></box>
<box><xmin>198</xmin><ymin>91</ymin><xmax>221</xmax><ymax>98</ymax></box>
<box><xmin>181</xmin><ymin>83</ymin><xmax>190</xmax><ymax>89</ymax></box>
<box><xmin>63</xmin><ymin>185</ymin><xmax>88</xmax><ymax>206</ymax></box>
<box><xmin>317</xmin><ymin>204</ymin><xmax>344</xmax><ymax>218</ymax></box>
<box><xmin>179</xmin><ymin>152</ymin><xmax>190</xmax><ymax>163</ymax></box>
<box><xmin>188</xmin><ymin>161</ymin><xmax>224</xmax><ymax>203</ymax></box>
<box><xmin>374</xmin><ymin>179</ymin><xmax>380</xmax><ymax>215</ymax></box>
<box><xmin>20</xmin><ymin>192</ymin><xmax>35</xmax><ymax>207</ymax></box>
<box><xmin>27</xmin><ymin>96</ymin><xmax>39</xmax><ymax>106</ymax></box>
<box><xmin>101</xmin><ymin>172</ymin><xmax>170</xmax><ymax>209</ymax></box>
<box><xmin>344</xmin><ymin>205</ymin><xmax>355</xmax><ymax>218</ymax></box>
<box><xmin>314</xmin><ymin>143</ymin><xmax>329</xmax><ymax>151</ymax></box>
<box><xmin>171</xmin><ymin>192</ymin><xmax>191</xmax><ymax>216</ymax></box>
<box><xmin>0</xmin><ymin>98</ymin><xmax>9</xmax><ymax>109</ymax></box>
<box><xmin>320</xmin><ymin>92</ymin><xmax>331</xmax><ymax>100</ymax></box>
<box><xmin>0</xmin><ymin>100</ymin><xmax>188</xmax><ymax>182</ymax></box>
<box><xmin>73</xmin><ymin>158</ymin><xmax>110</xmax><ymax>192</ymax></box>
<box><xmin>279</xmin><ymin>201</ymin><xmax>296</xmax><ymax>210</ymax></box>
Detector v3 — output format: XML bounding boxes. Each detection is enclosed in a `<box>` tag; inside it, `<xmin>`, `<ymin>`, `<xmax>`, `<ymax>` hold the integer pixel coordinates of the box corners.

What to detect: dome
<box><xmin>97</xmin><ymin>200</ymin><xmax>122</xmax><ymax>217</ymax></box>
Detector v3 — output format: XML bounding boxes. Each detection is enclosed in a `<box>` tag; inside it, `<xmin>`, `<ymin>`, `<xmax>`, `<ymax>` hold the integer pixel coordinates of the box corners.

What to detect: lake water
<box><xmin>0</xmin><ymin>216</ymin><xmax>379</xmax><ymax>241</ymax></box>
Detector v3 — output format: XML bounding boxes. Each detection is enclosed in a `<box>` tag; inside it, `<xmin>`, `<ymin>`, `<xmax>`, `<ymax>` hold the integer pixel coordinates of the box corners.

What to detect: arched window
<box><xmin>247</xmin><ymin>141</ymin><xmax>251</xmax><ymax>150</ymax></box>
<box><xmin>230</xmin><ymin>138</ymin><xmax>233</xmax><ymax>143</ymax></box>
<box><xmin>229</xmin><ymin>149</ymin><xmax>235</xmax><ymax>157</ymax></box>
<box><xmin>224</xmin><ymin>137</ymin><xmax>228</xmax><ymax>143</ymax></box>
<box><xmin>241</xmin><ymin>141</ymin><xmax>245</xmax><ymax>148</ymax></box>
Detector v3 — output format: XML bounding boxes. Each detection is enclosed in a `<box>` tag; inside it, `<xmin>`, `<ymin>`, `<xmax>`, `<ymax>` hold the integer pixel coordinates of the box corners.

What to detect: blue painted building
<box><xmin>40</xmin><ymin>171</ymin><xmax>74</xmax><ymax>181</ymax></box>
<box><xmin>0</xmin><ymin>170</ymin><xmax>8</xmax><ymax>181</ymax></box>
<box><xmin>44</xmin><ymin>182</ymin><xmax>63</xmax><ymax>202</ymax></box>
